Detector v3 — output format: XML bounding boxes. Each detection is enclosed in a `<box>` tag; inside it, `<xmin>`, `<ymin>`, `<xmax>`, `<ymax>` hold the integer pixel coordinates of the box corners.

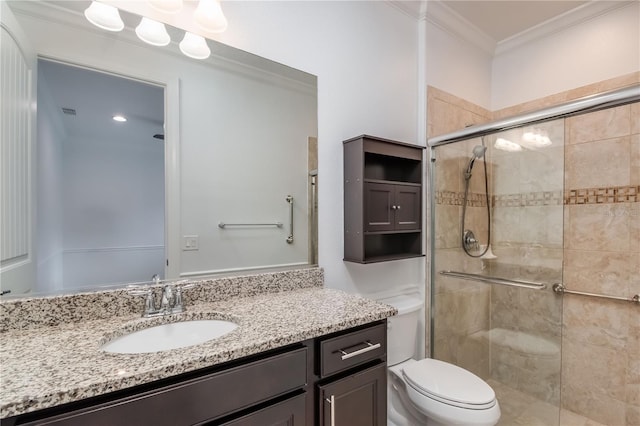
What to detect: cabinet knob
<box><xmin>391</xmin><ymin>205</ymin><xmax>397</xmax><ymax>210</ymax></box>
<box><xmin>396</xmin><ymin>205</ymin><xmax>401</xmax><ymax>210</ymax></box>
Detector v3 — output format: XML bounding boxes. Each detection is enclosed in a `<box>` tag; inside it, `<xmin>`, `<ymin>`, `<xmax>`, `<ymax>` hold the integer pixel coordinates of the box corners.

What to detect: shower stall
<box><xmin>428</xmin><ymin>85</ymin><xmax>640</xmax><ymax>426</ymax></box>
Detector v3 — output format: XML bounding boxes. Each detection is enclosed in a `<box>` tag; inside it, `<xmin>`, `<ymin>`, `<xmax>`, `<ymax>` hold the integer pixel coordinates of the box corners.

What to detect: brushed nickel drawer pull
<box><xmin>339</xmin><ymin>341</ymin><xmax>381</xmax><ymax>360</ymax></box>
<box><xmin>325</xmin><ymin>395</ymin><xmax>335</xmax><ymax>426</ymax></box>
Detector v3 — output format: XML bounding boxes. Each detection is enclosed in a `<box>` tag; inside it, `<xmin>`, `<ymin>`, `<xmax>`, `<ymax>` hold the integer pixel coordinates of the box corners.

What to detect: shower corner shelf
<box><xmin>343</xmin><ymin>135</ymin><xmax>425</xmax><ymax>264</ymax></box>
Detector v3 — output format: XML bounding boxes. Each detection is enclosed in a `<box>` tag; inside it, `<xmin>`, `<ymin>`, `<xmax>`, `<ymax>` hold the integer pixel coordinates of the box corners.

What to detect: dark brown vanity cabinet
<box><xmin>9</xmin><ymin>346</ymin><xmax>309</xmax><ymax>426</ymax></box>
<box><xmin>6</xmin><ymin>321</ymin><xmax>388</xmax><ymax>426</ymax></box>
<box><xmin>344</xmin><ymin>135</ymin><xmax>425</xmax><ymax>263</ymax></box>
<box><xmin>316</xmin><ymin>322</ymin><xmax>387</xmax><ymax>426</ymax></box>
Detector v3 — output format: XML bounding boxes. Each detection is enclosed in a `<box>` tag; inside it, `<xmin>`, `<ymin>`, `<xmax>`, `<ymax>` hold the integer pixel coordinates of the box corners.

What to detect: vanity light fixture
<box><xmin>194</xmin><ymin>0</ymin><xmax>228</xmax><ymax>33</ymax></box>
<box><xmin>494</xmin><ymin>137</ymin><xmax>522</xmax><ymax>152</ymax></box>
<box><xmin>113</xmin><ymin>115</ymin><xmax>127</xmax><ymax>122</ymax></box>
<box><xmin>135</xmin><ymin>17</ymin><xmax>171</xmax><ymax>46</ymax></box>
<box><xmin>148</xmin><ymin>0</ymin><xmax>183</xmax><ymax>14</ymax></box>
<box><xmin>84</xmin><ymin>1</ymin><xmax>124</xmax><ymax>32</ymax></box>
<box><xmin>179</xmin><ymin>32</ymin><xmax>211</xmax><ymax>59</ymax></box>
<box><xmin>522</xmin><ymin>128</ymin><xmax>552</xmax><ymax>148</ymax></box>
<box><xmin>83</xmin><ymin>1</ymin><xmax>223</xmax><ymax>60</ymax></box>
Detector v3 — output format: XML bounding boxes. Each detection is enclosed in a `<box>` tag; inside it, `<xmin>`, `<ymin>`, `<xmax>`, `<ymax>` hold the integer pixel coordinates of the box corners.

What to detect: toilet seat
<box><xmin>402</xmin><ymin>358</ymin><xmax>496</xmax><ymax>410</ymax></box>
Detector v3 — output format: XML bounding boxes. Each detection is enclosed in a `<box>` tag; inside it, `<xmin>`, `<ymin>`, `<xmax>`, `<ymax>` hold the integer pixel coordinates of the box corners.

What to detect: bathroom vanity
<box><xmin>0</xmin><ymin>268</ymin><xmax>394</xmax><ymax>426</ymax></box>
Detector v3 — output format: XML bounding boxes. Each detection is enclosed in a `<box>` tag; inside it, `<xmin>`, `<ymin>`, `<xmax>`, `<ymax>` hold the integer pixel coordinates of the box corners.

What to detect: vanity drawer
<box><xmin>319</xmin><ymin>322</ymin><xmax>386</xmax><ymax>378</ymax></box>
<box><xmin>17</xmin><ymin>347</ymin><xmax>308</xmax><ymax>426</ymax></box>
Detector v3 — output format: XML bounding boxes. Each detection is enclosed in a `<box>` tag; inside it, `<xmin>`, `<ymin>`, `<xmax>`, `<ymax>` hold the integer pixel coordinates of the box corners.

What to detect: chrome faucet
<box><xmin>130</xmin><ymin>279</ymin><xmax>195</xmax><ymax>318</ymax></box>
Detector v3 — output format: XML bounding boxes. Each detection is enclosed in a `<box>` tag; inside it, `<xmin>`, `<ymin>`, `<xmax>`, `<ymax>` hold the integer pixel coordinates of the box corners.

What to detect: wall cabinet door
<box><xmin>364</xmin><ymin>183</ymin><xmax>420</xmax><ymax>232</ymax></box>
<box><xmin>364</xmin><ymin>183</ymin><xmax>395</xmax><ymax>232</ymax></box>
<box><xmin>318</xmin><ymin>363</ymin><xmax>386</xmax><ymax>426</ymax></box>
<box><xmin>393</xmin><ymin>185</ymin><xmax>421</xmax><ymax>231</ymax></box>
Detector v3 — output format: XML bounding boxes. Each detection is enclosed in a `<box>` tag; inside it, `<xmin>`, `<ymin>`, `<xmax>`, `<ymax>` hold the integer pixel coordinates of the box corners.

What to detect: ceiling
<box><xmin>39</xmin><ymin>59</ymin><xmax>164</xmax><ymax>145</ymax></box>
<box><xmin>394</xmin><ymin>0</ymin><xmax>590</xmax><ymax>43</ymax></box>
<box><xmin>442</xmin><ymin>1</ymin><xmax>589</xmax><ymax>42</ymax></box>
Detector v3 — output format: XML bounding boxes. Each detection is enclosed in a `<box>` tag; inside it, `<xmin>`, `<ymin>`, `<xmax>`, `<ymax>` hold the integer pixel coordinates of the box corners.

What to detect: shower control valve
<box><xmin>463</xmin><ymin>229</ymin><xmax>480</xmax><ymax>252</ymax></box>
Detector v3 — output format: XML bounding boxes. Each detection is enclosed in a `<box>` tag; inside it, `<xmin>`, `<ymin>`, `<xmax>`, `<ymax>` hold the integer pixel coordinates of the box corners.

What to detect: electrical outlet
<box><xmin>183</xmin><ymin>235</ymin><xmax>199</xmax><ymax>251</ymax></box>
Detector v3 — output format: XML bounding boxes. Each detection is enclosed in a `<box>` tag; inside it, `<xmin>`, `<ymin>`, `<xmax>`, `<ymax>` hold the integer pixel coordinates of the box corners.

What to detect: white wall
<box><xmin>213</xmin><ymin>1</ymin><xmax>424</xmax><ymax>295</ymax></box>
<box><xmin>179</xmin><ymin>60</ymin><xmax>315</xmax><ymax>276</ymax></box>
<box><xmin>35</xmin><ymin>75</ymin><xmax>65</xmax><ymax>291</ymax></box>
<box><xmin>60</xmin><ymin>133</ymin><xmax>165</xmax><ymax>288</ymax></box>
<box><xmin>13</xmin><ymin>0</ymin><xmax>423</xmax><ymax>297</ymax></box>
<box><xmin>424</xmin><ymin>18</ymin><xmax>493</xmax><ymax>109</ymax></box>
<box><xmin>492</xmin><ymin>1</ymin><xmax>640</xmax><ymax>109</ymax></box>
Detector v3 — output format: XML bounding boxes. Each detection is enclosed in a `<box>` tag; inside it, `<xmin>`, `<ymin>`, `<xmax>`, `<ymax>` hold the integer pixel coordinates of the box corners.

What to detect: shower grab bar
<box><xmin>218</xmin><ymin>222</ymin><xmax>283</xmax><ymax>228</ymax></box>
<box><xmin>552</xmin><ymin>283</ymin><xmax>640</xmax><ymax>305</ymax></box>
<box><xmin>439</xmin><ymin>270</ymin><xmax>547</xmax><ymax>290</ymax></box>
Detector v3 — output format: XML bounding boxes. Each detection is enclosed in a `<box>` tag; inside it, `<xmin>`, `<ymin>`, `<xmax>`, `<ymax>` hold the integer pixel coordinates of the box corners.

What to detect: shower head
<box><xmin>472</xmin><ymin>145</ymin><xmax>487</xmax><ymax>159</ymax></box>
<box><xmin>464</xmin><ymin>145</ymin><xmax>487</xmax><ymax>179</ymax></box>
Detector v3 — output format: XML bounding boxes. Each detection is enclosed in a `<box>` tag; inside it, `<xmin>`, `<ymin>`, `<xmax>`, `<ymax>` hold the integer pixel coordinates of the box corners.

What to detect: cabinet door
<box><xmin>394</xmin><ymin>185</ymin><xmax>421</xmax><ymax>231</ymax></box>
<box><xmin>364</xmin><ymin>183</ymin><xmax>395</xmax><ymax>232</ymax></box>
<box><xmin>318</xmin><ymin>363</ymin><xmax>386</xmax><ymax>426</ymax></box>
<box><xmin>218</xmin><ymin>393</ymin><xmax>306</xmax><ymax>426</ymax></box>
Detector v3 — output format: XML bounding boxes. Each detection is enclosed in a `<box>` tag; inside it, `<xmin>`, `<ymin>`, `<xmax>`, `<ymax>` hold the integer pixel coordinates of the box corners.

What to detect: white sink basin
<box><xmin>101</xmin><ymin>319</ymin><xmax>238</xmax><ymax>354</ymax></box>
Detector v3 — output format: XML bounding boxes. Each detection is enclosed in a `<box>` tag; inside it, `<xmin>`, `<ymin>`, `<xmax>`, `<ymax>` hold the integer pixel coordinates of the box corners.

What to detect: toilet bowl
<box><xmin>380</xmin><ymin>294</ymin><xmax>501</xmax><ymax>426</ymax></box>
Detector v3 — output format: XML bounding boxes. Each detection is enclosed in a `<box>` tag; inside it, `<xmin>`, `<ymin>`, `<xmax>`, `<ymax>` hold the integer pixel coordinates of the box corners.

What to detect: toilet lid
<box><xmin>402</xmin><ymin>359</ymin><xmax>496</xmax><ymax>409</ymax></box>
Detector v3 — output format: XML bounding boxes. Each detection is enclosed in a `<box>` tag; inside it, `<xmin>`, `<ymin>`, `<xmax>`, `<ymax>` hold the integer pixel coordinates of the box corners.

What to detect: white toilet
<box><xmin>381</xmin><ymin>294</ymin><xmax>501</xmax><ymax>426</ymax></box>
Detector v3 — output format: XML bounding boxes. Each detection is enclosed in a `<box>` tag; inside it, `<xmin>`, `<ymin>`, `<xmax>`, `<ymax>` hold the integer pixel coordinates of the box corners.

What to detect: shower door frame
<box><xmin>427</xmin><ymin>84</ymin><xmax>640</xmax><ymax>357</ymax></box>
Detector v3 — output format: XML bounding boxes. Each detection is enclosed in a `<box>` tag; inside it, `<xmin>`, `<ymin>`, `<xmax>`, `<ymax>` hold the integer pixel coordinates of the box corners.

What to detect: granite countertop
<box><xmin>0</xmin><ymin>286</ymin><xmax>396</xmax><ymax>419</ymax></box>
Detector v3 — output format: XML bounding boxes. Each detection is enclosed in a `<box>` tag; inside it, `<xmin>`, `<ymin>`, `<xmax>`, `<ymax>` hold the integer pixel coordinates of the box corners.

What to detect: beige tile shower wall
<box><xmin>428</xmin><ymin>87</ymin><xmax>492</xmax><ymax>379</ymax></box>
<box><xmin>562</xmin><ymin>101</ymin><xmax>640</xmax><ymax>426</ymax></box>
<box><xmin>492</xmin><ymin>72</ymin><xmax>640</xmax><ymax>120</ymax></box>
<box><xmin>429</xmin><ymin>74</ymin><xmax>639</xmax><ymax>426</ymax></box>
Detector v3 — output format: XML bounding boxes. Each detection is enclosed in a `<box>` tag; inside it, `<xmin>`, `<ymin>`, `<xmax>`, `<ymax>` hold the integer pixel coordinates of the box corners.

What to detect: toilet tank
<box><xmin>379</xmin><ymin>293</ymin><xmax>423</xmax><ymax>366</ymax></box>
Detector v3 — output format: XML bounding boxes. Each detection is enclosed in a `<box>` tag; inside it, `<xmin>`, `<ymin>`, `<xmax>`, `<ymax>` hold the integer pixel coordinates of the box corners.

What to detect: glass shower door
<box><xmin>430</xmin><ymin>119</ymin><xmax>564</xmax><ymax>425</ymax></box>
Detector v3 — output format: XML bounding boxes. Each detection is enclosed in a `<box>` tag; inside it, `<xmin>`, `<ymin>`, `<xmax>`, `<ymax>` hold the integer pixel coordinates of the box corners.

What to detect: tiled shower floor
<box><xmin>487</xmin><ymin>380</ymin><xmax>607</xmax><ymax>426</ymax></box>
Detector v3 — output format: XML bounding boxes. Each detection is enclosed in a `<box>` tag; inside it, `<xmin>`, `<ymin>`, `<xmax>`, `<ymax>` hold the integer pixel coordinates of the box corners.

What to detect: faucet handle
<box><xmin>160</xmin><ymin>284</ymin><xmax>175</xmax><ymax>311</ymax></box>
<box><xmin>172</xmin><ymin>283</ymin><xmax>197</xmax><ymax>314</ymax></box>
<box><xmin>129</xmin><ymin>288</ymin><xmax>157</xmax><ymax>317</ymax></box>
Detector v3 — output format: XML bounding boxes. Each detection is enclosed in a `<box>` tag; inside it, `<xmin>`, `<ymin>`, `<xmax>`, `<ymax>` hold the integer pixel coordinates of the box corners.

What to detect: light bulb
<box><xmin>84</xmin><ymin>1</ymin><xmax>124</xmax><ymax>32</ymax></box>
<box><xmin>148</xmin><ymin>0</ymin><xmax>183</xmax><ymax>14</ymax></box>
<box><xmin>135</xmin><ymin>17</ymin><xmax>171</xmax><ymax>47</ymax></box>
<box><xmin>179</xmin><ymin>32</ymin><xmax>211</xmax><ymax>60</ymax></box>
<box><xmin>194</xmin><ymin>0</ymin><xmax>228</xmax><ymax>33</ymax></box>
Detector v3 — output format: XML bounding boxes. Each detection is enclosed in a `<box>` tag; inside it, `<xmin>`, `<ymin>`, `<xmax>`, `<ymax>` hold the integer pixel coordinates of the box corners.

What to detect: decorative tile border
<box><xmin>494</xmin><ymin>191</ymin><xmax>564</xmax><ymax>207</ymax></box>
<box><xmin>435</xmin><ymin>190</ymin><xmax>488</xmax><ymax>207</ymax></box>
<box><xmin>565</xmin><ymin>185</ymin><xmax>639</xmax><ymax>204</ymax></box>
<box><xmin>435</xmin><ymin>186</ymin><xmax>639</xmax><ymax>206</ymax></box>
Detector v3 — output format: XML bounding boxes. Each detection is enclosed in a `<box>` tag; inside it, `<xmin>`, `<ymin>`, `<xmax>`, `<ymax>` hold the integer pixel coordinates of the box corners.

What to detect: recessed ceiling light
<box><xmin>113</xmin><ymin>115</ymin><xmax>127</xmax><ymax>122</ymax></box>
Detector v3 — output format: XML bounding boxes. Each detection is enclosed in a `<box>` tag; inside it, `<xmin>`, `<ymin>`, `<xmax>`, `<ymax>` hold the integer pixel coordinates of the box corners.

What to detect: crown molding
<box><xmin>495</xmin><ymin>0</ymin><xmax>634</xmax><ymax>56</ymax></box>
<box><xmin>425</xmin><ymin>1</ymin><xmax>496</xmax><ymax>55</ymax></box>
<box><xmin>386</xmin><ymin>0</ymin><xmax>428</xmax><ymax>21</ymax></box>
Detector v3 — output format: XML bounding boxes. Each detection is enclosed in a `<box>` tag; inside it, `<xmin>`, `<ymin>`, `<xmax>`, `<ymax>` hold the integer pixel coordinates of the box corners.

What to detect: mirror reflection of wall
<box><xmin>0</xmin><ymin>0</ymin><xmax>318</xmax><ymax>296</ymax></box>
<box><xmin>37</xmin><ymin>60</ymin><xmax>166</xmax><ymax>293</ymax></box>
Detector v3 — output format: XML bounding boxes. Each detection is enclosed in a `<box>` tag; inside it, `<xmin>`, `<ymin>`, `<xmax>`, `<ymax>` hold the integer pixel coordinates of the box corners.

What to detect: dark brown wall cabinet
<box><xmin>344</xmin><ymin>135</ymin><xmax>425</xmax><ymax>263</ymax></box>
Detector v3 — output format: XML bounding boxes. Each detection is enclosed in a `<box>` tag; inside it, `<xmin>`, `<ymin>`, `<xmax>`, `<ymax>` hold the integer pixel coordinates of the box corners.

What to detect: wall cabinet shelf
<box><xmin>343</xmin><ymin>135</ymin><xmax>425</xmax><ymax>263</ymax></box>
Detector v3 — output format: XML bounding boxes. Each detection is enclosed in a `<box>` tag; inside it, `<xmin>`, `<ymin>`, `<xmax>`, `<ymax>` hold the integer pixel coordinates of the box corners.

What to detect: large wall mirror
<box><xmin>0</xmin><ymin>0</ymin><xmax>318</xmax><ymax>297</ymax></box>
